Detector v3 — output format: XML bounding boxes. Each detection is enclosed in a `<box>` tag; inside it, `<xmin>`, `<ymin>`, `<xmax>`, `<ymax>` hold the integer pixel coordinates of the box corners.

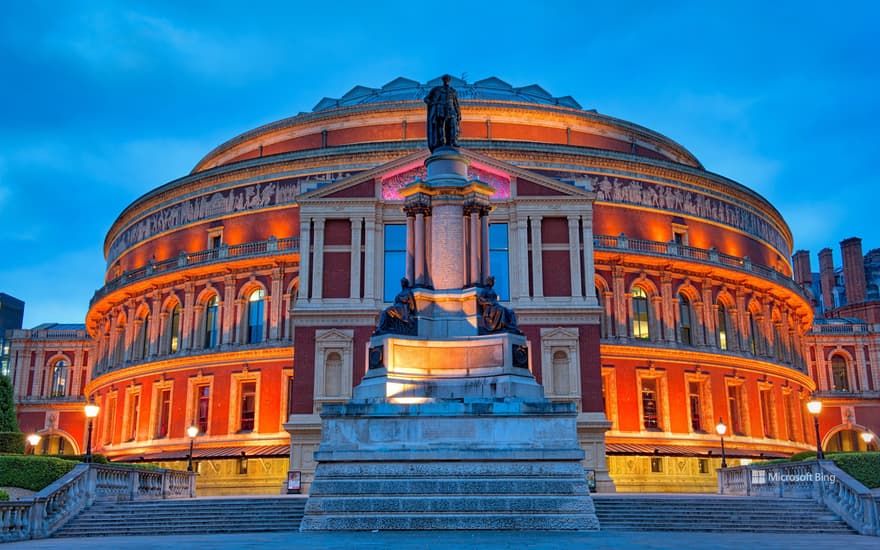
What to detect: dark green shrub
<box><xmin>789</xmin><ymin>450</ymin><xmax>817</xmax><ymax>461</ymax></box>
<box><xmin>0</xmin><ymin>489</ymin><xmax>9</xmax><ymax>501</ymax></box>
<box><xmin>0</xmin><ymin>456</ymin><xmax>78</xmax><ymax>491</ymax></box>
<box><xmin>0</xmin><ymin>375</ymin><xmax>20</xmax><ymax>432</ymax></box>
<box><xmin>0</xmin><ymin>432</ymin><xmax>25</xmax><ymax>454</ymax></box>
<box><xmin>829</xmin><ymin>452</ymin><xmax>880</xmax><ymax>489</ymax></box>
<box><xmin>65</xmin><ymin>454</ymin><xmax>109</xmax><ymax>464</ymax></box>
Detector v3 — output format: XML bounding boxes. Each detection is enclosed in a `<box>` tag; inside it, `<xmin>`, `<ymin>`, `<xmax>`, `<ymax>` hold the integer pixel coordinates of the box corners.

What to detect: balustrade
<box><xmin>718</xmin><ymin>460</ymin><xmax>879</xmax><ymax>536</ymax></box>
<box><xmin>0</xmin><ymin>463</ymin><xmax>196</xmax><ymax>542</ymax></box>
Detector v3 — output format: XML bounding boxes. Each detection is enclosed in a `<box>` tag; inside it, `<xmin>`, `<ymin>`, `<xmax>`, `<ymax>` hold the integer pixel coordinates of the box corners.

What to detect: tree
<box><xmin>0</xmin><ymin>374</ymin><xmax>19</xmax><ymax>432</ymax></box>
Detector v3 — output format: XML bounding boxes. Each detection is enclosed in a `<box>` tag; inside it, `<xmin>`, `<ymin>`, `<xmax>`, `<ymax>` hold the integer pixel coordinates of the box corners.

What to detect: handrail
<box><xmin>718</xmin><ymin>460</ymin><xmax>879</xmax><ymax>536</ymax></box>
<box><xmin>594</xmin><ymin>234</ymin><xmax>806</xmax><ymax>298</ymax></box>
<box><xmin>91</xmin><ymin>236</ymin><xmax>299</xmax><ymax>307</ymax></box>
<box><xmin>0</xmin><ymin>463</ymin><xmax>197</xmax><ymax>542</ymax></box>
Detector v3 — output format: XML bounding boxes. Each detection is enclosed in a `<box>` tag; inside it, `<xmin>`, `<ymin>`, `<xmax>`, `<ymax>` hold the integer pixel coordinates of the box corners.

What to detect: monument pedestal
<box><xmin>300</xmin><ymin>400</ymin><xmax>599</xmax><ymax>530</ymax></box>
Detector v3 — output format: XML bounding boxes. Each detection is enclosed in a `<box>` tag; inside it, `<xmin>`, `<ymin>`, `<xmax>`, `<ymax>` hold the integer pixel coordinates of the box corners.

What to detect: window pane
<box><xmin>383</xmin><ymin>225</ymin><xmax>407</xmax><ymax>301</ymax></box>
<box><xmin>489</xmin><ymin>224</ymin><xmax>509</xmax><ymax>301</ymax></box>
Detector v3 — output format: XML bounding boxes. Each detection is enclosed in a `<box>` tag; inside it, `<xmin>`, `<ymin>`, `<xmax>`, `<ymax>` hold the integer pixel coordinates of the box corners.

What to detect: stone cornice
<box><xmin>85</xmin><ymin>345</ymin><xmax>294</xmax><ymax>394</ymax></box>
<box><xmin>600</xmin><ymin>343</ymin><xmax>816</xmax><ymax>389</ymax></box>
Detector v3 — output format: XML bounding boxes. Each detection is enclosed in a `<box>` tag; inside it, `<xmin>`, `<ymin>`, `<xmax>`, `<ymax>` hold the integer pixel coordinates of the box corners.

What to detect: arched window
<box><xmin>717</xmin><ymin>303</ymin><xmax>728</xmax><ymax>350</ymax></box>
<box><xmin>632</xmin><ymin>287</ymin><xmax>649</xmax><ymax>339</ymax></box>
<box><xmin>204</xmin><ymin>296</ymin><xmax>219</xmax><ymax>349</ymax></box>
<box><xmin>247</xmin><ymin>289</ymin><xmax>265</xmax><ymax>344</ymax></box>
<box><xmin>167</xmin><ymin>304</ymin><xmax>181</xmax><ymax>354</ymax></box>
<box><xmin>831</xmin><ymin>355</ymin><xmax>850</xmax><ymax>391</ymax></box>
<box><xmin>50</xmin><ymin>360</ymin><xmax>68</xmax><ymax>397</ymax></box>
<box><xmin>137</xmin><ymin>313</ymin><xmax>150</xmax><ymax>360</ymax></box>
<box><xmin>679</xmin><ymin>294</ymin><xmax>692</xmax><ymax>345</ymax></box>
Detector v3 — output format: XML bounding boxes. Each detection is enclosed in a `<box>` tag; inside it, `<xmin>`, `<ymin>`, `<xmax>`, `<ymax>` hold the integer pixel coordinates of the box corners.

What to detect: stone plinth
<box><xmin>300</xmin><ymin>400</ymin><xmax>599</xmax><ymax>531</ymax></box>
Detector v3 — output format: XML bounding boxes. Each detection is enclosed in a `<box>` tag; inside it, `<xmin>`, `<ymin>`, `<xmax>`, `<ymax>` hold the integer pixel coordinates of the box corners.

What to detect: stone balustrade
<box><xmin>593</xmin><ymin>234</ymin><xmax>806</xmax><ymax>297</ymax></box>
<box><xmin>718</xmin><ymin>460</ymin><xmax>879</xmax><ymax>536</ymax></box>
<box><xmin>0</xmin><ymin>463</ymin><xmax>197</xmax><ymax>542</ymax></box>
<box><xmin>91</xmin><ymin>236</ymin><xmax>299</xmax><ymax>307</ymax></box>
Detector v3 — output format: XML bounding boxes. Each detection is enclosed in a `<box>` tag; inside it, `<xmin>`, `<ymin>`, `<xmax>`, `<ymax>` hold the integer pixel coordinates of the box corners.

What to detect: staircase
<box><xmin>593</xmin><ymin>494</ymin><xmax>854</xmax><ymax>533</ymax></box>
<box><xmin>54</xmin><ymin>496</ymin><xmax>306</xmax><ymax>537</ymax></box>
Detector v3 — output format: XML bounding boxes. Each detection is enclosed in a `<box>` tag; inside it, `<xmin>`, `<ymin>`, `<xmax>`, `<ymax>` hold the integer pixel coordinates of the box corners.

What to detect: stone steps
<box><xmin>592</xmin><ymin>495</ymin><xmax>853</xmax><ymax>534</ymax></box>
<box><xmin>53</xmin><ymin>497</ymin><xmax>306</xmax><ymax>538</ymax></box>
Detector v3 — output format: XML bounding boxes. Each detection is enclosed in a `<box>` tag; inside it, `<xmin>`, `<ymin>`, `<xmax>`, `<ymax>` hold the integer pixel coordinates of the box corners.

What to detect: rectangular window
<box><xmin>239</xmin><ymin>381</ymin><xmax>256</xmax><ymax>432</ymax></box>
<box><xmin>728</xmin><ymin>385</ymin><xmax>744</xmax><ymax>435</ymax></box>
<box><xmin>698</xmin><ymin>458</ymin><xmax>709</xmax><ymax>474</ymax></box>
<box><xmin>156</xmin><ymin>389</ymin><xmax>172</xmax><ymax>438</ymax></box>
<box><xmin>688</xmin><ymin>381</ymin><xmax>703</xmax><ymax>432</ymax></box>
<box><xmin>760</xmin><ymin>389</ymin><xmax>774</xmax><ymax>438</ymax></box>
<box><xmin>650</xmin><ymin>457</ymin><xmax>663</xmax><ymax>472</ymax></box>
<box><xmin>128</xmin><ymin>393</ymin><xmax>140</xmax><ymax>441</ymax></box>
<box><xmin>489</xmin><ymin>223</ymin><xmax>509</xmax><ymax>300</ymax></box>
<box><xmin>103</xmin><ymin>396</ymin><xmax>117</xmax><ymax>445</ymax></box>
<box><xmin>642</xmin><ymin>378</ymin><xmax>659</xmax><ymax>429</ymax></box>
<box><xmin>196</xmin><ymin>385</ymin><xmax>210</xmax><ymax>434</ymax></box>
<box><xmin>383</xmin><ymin>224</ymin><xmax>407</xmax><ymax>301</ymax></box>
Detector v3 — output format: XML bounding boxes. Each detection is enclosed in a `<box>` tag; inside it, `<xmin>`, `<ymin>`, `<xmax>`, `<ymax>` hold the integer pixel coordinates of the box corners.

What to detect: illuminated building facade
<box><xmin>10</xmin><ymin>76</ymin><xmax>831</xmax><ymax>493</ymax></box>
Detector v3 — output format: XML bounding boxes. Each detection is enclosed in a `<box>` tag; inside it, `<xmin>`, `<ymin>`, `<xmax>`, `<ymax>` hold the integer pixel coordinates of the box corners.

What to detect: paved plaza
<box><xmin>5</xmin><ymin>530</ymin><xmax>876</xmax><ymax>550</ymax></box>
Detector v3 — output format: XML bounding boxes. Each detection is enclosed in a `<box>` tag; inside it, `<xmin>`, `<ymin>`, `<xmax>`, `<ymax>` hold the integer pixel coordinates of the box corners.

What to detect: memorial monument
<box><xmin>299</xmin><ymin>77</ymin><xmax>599</xmax><ymax>531</ymax></box>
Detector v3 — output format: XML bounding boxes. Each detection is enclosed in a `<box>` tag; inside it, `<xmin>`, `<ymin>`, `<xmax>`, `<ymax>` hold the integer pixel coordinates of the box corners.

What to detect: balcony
<box><xmin>91</xmin><ymin>236</ymin><xmax>299</xmax><ymax>307</ymax></box>
<box><xmin>810</xmin><ymin>323</ymin><xmax>872</xmax><ymax>335</ymax></box>
<box><xmin>593</xmin><ymin>234</ymin><xmax>805</xmax><ymax>297</ymax></box>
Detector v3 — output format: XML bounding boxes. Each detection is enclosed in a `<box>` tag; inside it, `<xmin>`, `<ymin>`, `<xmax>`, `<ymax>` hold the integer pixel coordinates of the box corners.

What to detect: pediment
<box><xmin>299</xmin><ymin>148</ymin><xmax>593</xmax><ymax>202</ymax></box>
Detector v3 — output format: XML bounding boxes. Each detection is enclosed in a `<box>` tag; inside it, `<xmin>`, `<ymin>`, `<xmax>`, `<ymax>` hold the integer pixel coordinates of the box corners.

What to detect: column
<box><xmin>181</xmin><ymin>282</ymin><xmax>195</xmax><ymax>350</ymax></box>
<box><xmin>158</xmin><ymin>312</ymin><xmax>169</xmax><ymax>356</ymax></box>
<box><xmin>651</xmin><ymin>296</ymin><xmax>663</xmax><ymax>342</ymax></box>
<box><xmin>298</xmin><ymin>219</ymin><xmax>311</xmax><ymax>302</ymax></box>
<box><xmin>530</xmin><ymin>217</ymin><xmax>544</xmax><ymax>298</ymax></box>
<box><xmin>312</xmin><ymin>219</ymin><xmax>325</xmax><ymax>299</ymax></box>
<box><xmin>364</xmin><ymin>219</ymin><xmax>376</xmax><ymax>300</ymax></box>
<box><xmin>149</xmin><ymin>294</ymin><xmax>162</xmax><ymax>357</ymax></box>
<box><xmin>568</xmin><ymin>216</ymin><xmax>582</xmax><ymax>297</ymax></box>
<box><xmin>350</xmin><ymin>218</ymin><xmax>362</xmax><ymax>299</ymax></box>
<box><xmin>480</xmin><ymin>209</ymin><xmax>489</xmax><ymax>284</ymax></box>
<box><xmin>701</xmin><ymin>284</ymin><xmax>715</xmax><ymax>347</ymax></box>
<box><xmin>660</xmin><ymin>272</ymin><xmax>675</xmax><ymax>342</ymax></box>
<box><xmin>415</xmin><ymin>211</ymin><xmax>426</xmax><ymax>286</ymax></box>
<box><xmin>223</xmin><ymin>277</ymin><xmax>236</xmax><ymax>346</ymax></box>
<box><xmin>469</xmin><ymin>208</ymin><xmax>479</xmax><ymax>286</ymax></box>
<box><xmin>603</xmin><ymin>290</ymin><xmax>614</xmax><ymax>337</ymax></box>
<box><xmin>270</xmin><ymin>268</ymin><xmax>283</xmax><ymax>340</ymax></box>
<box><xmin>405</xmin><ymin>215</ymin><xmax>415</xmax><ymax>284</ymax></box>
<box><xmin>612</xmin><ymin>267</ymin><xmax>627</xmax><ymax>339</ymax></box>
<box><xmin>516</xmin><ymin>218</ymin><xmax>529</xmax><ymax>298</ymax></box>
<box><xmin>581</xmin><ymin>217</ymin><xmax>597</xmax><ymax>302</ymax></box>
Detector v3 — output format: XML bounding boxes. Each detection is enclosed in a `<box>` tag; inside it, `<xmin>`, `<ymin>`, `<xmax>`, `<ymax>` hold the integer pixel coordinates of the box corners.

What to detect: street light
<box><xmin>186</xmin><ymin>425</ymin><xmax>199</xmax><ymax>472</ymax></box>
<box><xmin>715</xmin><ymin>418</ymin><xmax>728</xmax><ymax>469</ymax></box>
<box><xmin>806</xmin><ymin>398</ymin><xmax>825</xmax><ymax>459</ymax></box>
<box><xmin>26</xmin><ymin>433</ymin><xmax>42</xmax><ymax>455</ymax></box>
<box><xmin>84</xmin><ymin>400</ymin><xmax>100</xmax><ymax>463</ymax></box>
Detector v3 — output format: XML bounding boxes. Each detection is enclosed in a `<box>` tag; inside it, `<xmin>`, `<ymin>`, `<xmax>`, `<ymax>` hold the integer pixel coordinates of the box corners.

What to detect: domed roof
<box><xmin>312</xmin><ymin>76</ymin><xmax>584</xmax><ymax>112</ymax></box>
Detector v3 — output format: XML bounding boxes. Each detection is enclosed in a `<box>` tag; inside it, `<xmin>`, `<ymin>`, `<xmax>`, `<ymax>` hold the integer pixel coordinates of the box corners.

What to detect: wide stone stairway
<box><xmin>51</xmin><ymin>494</ymin><xmax>855</xmax><ymax>536</ymax></box>
<box><xmin>592</xmin><ymin>494</ymin><xmax>854</xmax><ymax>534</ymax></box>
<box><xmin>54</xmin><ymin>496</ymin><xmax>307</xmax><ymax>537</ymax></box>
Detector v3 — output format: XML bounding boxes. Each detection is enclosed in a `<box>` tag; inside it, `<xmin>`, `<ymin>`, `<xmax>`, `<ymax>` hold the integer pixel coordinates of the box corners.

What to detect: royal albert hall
<box><xmin>83</xmin><ymin>76</ymin><xmax>816</xmax><ymax>494</ymax></box>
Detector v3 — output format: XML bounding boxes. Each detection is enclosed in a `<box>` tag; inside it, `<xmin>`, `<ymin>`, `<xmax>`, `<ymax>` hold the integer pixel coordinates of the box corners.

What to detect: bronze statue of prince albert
<box><xmin>424</xmin><ymin>74</ymin><xmax>461</xmax><ymax>152</ymax></box>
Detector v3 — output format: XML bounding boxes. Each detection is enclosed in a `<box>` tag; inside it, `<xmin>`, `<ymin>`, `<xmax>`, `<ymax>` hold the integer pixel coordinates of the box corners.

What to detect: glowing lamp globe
<box><xmin>806</xmin><ymin>400</ymin><xmax>822</xmax><ymax>415</ymax></box>
<box><xmin>187</xmin><ymin>425</ymin><xmax>199</xmax><ymax>438</ymax></box>
<box><xmin>84</xmin><ymin>403</ymin><xmax>100</xmax><ymax>418</ymax></box>
<box><xmin>715</xmin><ymin>419</ymin><xmax>727</xmax><ymax>436</ymax></box>
<box><xmin>27</xmin><ymin>433</ymin><xmax>42</xmax><ymax>446</ymax></box>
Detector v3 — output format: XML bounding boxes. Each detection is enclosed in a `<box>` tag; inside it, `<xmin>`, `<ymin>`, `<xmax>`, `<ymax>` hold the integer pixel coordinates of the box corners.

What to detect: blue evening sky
<box><xmin>1</xmin><ymin>1</ymin><xmax>877</xmax><ymax>327</ymax></box>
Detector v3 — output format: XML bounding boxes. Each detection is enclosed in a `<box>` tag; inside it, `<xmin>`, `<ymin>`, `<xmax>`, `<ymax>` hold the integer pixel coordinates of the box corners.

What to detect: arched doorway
<box><xmin>824</xmin><ymin>426</ymin><xmax>878</xmax><ymax>453</ymax></box>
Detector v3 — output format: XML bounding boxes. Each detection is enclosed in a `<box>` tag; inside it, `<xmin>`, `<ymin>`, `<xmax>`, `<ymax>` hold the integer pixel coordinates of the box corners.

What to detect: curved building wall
<box><xmin>81</xmin><ymin>78</ymin><xmax>814</xmax><ymax>494</ymax></box>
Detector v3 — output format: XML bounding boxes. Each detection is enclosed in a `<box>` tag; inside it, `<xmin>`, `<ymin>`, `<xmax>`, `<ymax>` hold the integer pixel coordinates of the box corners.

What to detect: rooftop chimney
<box><xmin>840</xmin><ymin>237</ymin><xmax>867</xmax><ymax>304</ymax></box>
<box><xmin>792</xmin><ymin>250</ymin><xmax>812</xmax><ymax>288</ymax></box>
<box><xmin>818</xmin><ymin>248</ymin><xmax>835</xmax><ymax>311</ymax></box>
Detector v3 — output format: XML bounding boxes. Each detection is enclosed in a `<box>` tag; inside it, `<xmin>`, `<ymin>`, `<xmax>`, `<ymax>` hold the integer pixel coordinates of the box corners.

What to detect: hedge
<box><xmin>0</xmin><ymin>432</ymin><xmax>25</xmax><ymax>454</ymax></box>
<box><xmin>828</xmin><ymin>452</ymin><xmax>880</xmax><ymax>489</ymax></box>
<box><xmin>789</xmin><ymin>450</ymin><xmax>817</xmax><ymax>461</ymax></box>
<box><xmin>0</xmin><ymin>489</ymin><xmax>9</xmax><ymax>501</ymax></box>
<box><xmin>0</xmin><ymin>456</ymin><xmax>78</xmax><ymax>491</ymax></box>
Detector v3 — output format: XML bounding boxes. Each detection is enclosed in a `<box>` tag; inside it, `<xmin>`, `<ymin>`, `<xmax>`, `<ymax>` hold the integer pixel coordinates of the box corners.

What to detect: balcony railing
<box><xmin>810</xmin><ymin>323</ymin><xmax>872</xmax><ymax>335</ymax></box>
<box><xmin>594</xmin><ymin>234</ymin><xmax>805</xmax><ymax>297</ymax></box>
<box><xmin>91</xmin><ymin>236</ymin><xmax>299</xmax><ymax>307</ymax></box>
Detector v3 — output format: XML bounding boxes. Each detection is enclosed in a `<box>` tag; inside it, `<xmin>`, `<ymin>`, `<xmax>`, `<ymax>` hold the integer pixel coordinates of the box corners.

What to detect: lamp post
<box><xmin>84</xmin><ymin>401</ymin><xmax>100</xmax><ymax>463</ymax></box>
<box><xmin>806</xmin><ymin>398</ymin><xmax>824</xmax><ymax>459</ymax></box>
<box><xmin>186</xmin><ymin>425</ymin><xmax>199</xmax><ymax>472</ymax></box>
<box><xmin>861</xmin><ymin>431</ymin><xmax>875</xmax><ymax>450</ymax></box>
<box><xmin>715</xmin><ymin>418</ymin><xmax>728</xmax><ymax>469</ymax></box>
<box><xmin>26</xmin><ymin>433</ymin><xmax>42</xmax><ymax>455</ymax></box>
